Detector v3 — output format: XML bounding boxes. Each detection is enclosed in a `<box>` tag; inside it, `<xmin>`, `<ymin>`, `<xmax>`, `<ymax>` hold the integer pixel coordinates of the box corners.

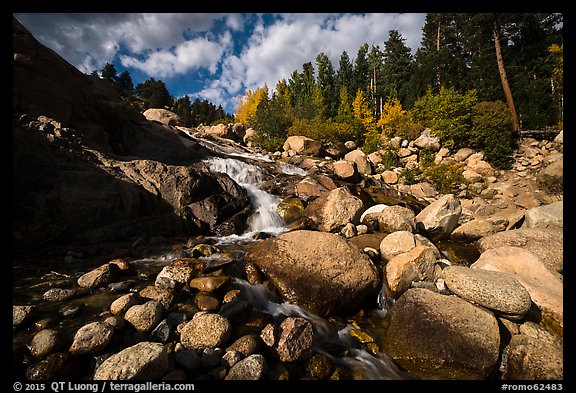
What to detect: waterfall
<box><xmin>205</xmin><ymin>157</ymin><xmax>288</xmax><ymax>238</ymax></box>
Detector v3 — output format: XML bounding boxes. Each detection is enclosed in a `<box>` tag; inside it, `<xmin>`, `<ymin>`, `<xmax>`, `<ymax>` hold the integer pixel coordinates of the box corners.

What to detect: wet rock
<box><xmin>150</xmin><ymin>319</ymin><xmax>172</xmax><ymax>343</ymax></box>
<box><xmin>276</xmin><ymin>197</ymin><xmax>306</xmax><ymax>223</ymax></box>
<box><xmin>201</xmin><ymin>347</ymin><xmax>223</xmax><ymax>369</ymax></box>
<box><xmin>378</xmin><ymin>205</ymin><xmax>416</xmax><ymax>233</ymax></box>
<box><xmin>471</xmin><ymin>246</ymin><xmax>563</xmax><ymax>335</ymax></box>
<box><xmin>189</xmin><ymin>275</ymin><xmax>230</xmax><ymax>293</ymax></box>
<box><xmin>43</xmin><ymin>288</ymin><xmax>80</xmax><ymax>301</ymax></box>
<box><xmin>124</xmin><ymin>300</ymin><xmax>164</xmax><ymax>332</ymax></box>
<box><xmin>221</xmin><ymin>350</ymin><xmax>243</xmax><ymax>368</ymax></box>
<box><xmin>175</xmin><ymin>349</ymin><xmax>201</xmax><ymax>371</ymax></box>
<box><xmin>248</xmin><ymin>230</ymin><xmax>380</xmax><ymax>316</ymax></box>
<box><xmin>110</xmin><ymin>293</ymin><xmax>143</xmax><ymax>315</ymax></box>
<box><xmin>77</xmin><ymin>263</ymin><xmax>121</xmax><ymax>288</ymax></box>
<box><xmin>139</xmin><ymin>285</ymin><xmax>175</xmax><ymax>309</ymax></box>
<box><xmin>442</xmin><ymin>265</ymin><xmax>532</xmax><ymax>320</ymax></box>
<box><xmin>13</xmin><ymin>305</ymin><xmax>36</xmax><ymax>328</ymax></box>
<box><xmin>502</xmin><ymin>333</ymin><xmax>563</xmax><ymax>380</ymax></box>
<box><xmin>415</xmin><ymin>194</ymin><xmax>462</xmax><ymax>242</ymax></box>
<box><xmin>194</xmin><ymin>293</ymin><xmax>221</xmax><ymax>312</ymax></box>
<box><xmin>225</xmin><ymin>354</ymin><xmax>267</xmax><ymax>380</ymax></box>
<box><xmin>59</xmin><ymin>303</ymin><xmax>83</xmax><ymax>318</ymax></box>
<box><xmin>155</xmin><ymin>265</ymin><xmax>194</xmax><ymax>289</ymax></box>
<box><xmin>226</xmin><ymin>334</ymin><xmax>262</xmax><ymax>357</ymax></box>
<box><xmin>30</xmin><ymin>329</ymin><xmax>65</xmax><ymax>358</ymax></box>
<box><xmin>69</xmin><ymin>321</ymin><xmax>114</xmax><ymax>354</ymax></box>
<box><xmin>381</xmin><ymin>288</ymin><xmax>500</xmax><ymax>379</ymax></box>
<box><xmin>179</xmin><ymin>312</ymin><xmax>232</xmax><ymax>351</ymax></box>
<box><xmin>93</xmin><ymin>342</ymin><xmax>168</xmax><ymax>380</ymax></box>
<box><xmin>25</xmin><ymin>352</ymin><xmax>79</xmax><ymax>380</ymax></box>
<box><xmin>385</xmin><ymin>245</ymin><xmax>437</xmax><ymax>297</ymax></box>
<box><xmin>276</xmin><ymin>317</ymin><xmax>314</xmax><ymax>362</ymax></box>
<box><xmin>306</xmin><ymin>353</ymin><xmax>334</xmax><ymax>380</ymax></box>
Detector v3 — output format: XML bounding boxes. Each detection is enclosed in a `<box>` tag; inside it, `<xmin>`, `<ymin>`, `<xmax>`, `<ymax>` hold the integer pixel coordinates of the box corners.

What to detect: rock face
<box><xmin>12</xmin><ymin>17</ymin><xmax>251</xmax><ymax>251</ymax></box>
<box><xmin>381</xmin><ymin>288</ymin><xmax>501</xmax><ymax>379</ymax></box>
<box><xmin>143</xmin><ymin>108</ymin><xmax>181</xmax><ymax>127</ymax></box>
<box><xmin>248</xmin><ymin>230</ymin><xmax>381</xmax><ymax>316</ymax></box>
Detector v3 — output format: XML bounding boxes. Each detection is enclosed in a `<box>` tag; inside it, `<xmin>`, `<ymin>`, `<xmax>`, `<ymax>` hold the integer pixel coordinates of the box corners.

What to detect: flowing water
<box><xmin>13</xmin><ymin>133</ymin><xmax>415</xmax><ymax>380</ymax></box>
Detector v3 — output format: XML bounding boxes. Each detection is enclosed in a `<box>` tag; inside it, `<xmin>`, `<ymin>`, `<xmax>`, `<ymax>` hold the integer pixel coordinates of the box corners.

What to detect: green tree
<box><xmin>101</xmin><ymin>62</ymin><xmax>118</xmax><ymax>84</ymax></box>
<box><xmin>316</xmin><ymin>52</ymin><xmax>337</xmax><ymax>119</ymax></box>
<box><xmin>382</xmin><ymin>30</ymin><xmax>413</xmax><ymax>105</ymax></box>
<box><xmin>353</xmin><ymin>43</ymin><xmax>370</xmax><ymax>97</ymax></box>
<box><xmin>134</xmin><ymin>78</ymin><xmax>172</xmax><ymax>109</ymax></box>
<box><xmin>171</xmin><ymin>95</ymin><xmax>193</xmax><ymax>127</ymax></box>
<box><xmin>336</xmin><ymin>51</ymin><xmax>354</xmax><ymax>102</ymax></box>
<box><xmin>116</xmin><ymin>70</ymin><xmax>134</xmax><ymax>98</ymax></box>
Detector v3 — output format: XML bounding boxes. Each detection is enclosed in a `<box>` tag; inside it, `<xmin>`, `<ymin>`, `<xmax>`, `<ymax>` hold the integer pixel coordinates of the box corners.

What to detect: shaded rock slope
<box><xmin>12</xmin><ymin>17</ymin><xmax>250</xmax><ymax>254</ymax></box>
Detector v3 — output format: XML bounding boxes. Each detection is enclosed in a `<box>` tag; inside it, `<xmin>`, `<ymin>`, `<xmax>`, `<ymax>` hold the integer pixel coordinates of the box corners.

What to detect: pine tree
<box><xmin>134</xmin><ymin>78</ymin><xmax>172</xmax><ymax>109</ymax></box>
<box><xmin>316</xmin><ymin>52</ymin><xmax>337</xmax><ymax>119</ymax></box>
<box><xmin>382</xmin><ymin>30</ymin><xmax>413</xmax><ymax>106</ymax></box>
<box><xmin>353</xmin><ymin>43</ymin><xmax>370</xmax><ymax>97</ymax></box>
<box><xmin>336</xmin><ymin>51</ymin><xmax>354</xmax><ymax>102</ymax></box>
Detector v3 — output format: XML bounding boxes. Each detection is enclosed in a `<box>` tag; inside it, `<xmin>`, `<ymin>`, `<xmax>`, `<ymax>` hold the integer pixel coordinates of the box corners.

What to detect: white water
<box><xmin>233</xmin><ymin>278</ymin><xmax>412</xmax><ymax>380</ymax></box>
<box><xmin>205</xmin><ymin>157</ymin><xmax>288</xmax><ymax>240</ymax></box>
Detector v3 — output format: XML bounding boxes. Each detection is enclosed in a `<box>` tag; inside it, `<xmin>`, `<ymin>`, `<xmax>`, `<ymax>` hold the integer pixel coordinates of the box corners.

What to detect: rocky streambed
<box><xmin>13</xmin><ymin>132</ymin><xmax>564</xmax><ymax>381</ymax></box>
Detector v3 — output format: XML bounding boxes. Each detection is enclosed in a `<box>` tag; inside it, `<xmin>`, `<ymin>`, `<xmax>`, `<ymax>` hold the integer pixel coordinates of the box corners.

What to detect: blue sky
<box><xmin>14</xmin><ymin>13</ymin><xmax>427</xmax><ymax>114</ymax></box>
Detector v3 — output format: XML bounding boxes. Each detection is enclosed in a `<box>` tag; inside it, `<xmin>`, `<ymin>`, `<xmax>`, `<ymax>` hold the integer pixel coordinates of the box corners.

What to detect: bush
<box><xmin>471</xmin><ymin>101</ymin><xmax>515</xmax><ymax>169</ymax></box>
<box><xmin>287</xmin><ymin>118</ymin><xmax>359</xmax><ymax>145</ymax></box>
<box><xmin>422</xmin><ymin>163</ymin><xmax>467</xmax><ymax>195</ymax></box>
<box><xmin>411</xmin><ymin>87</ymin><xmax>477</xmax><ymax>149</ymax></box>
<box><xmin>536</xmin><ymin>174</ymin><xmax>563</xmax><ymax>194</ymax></box>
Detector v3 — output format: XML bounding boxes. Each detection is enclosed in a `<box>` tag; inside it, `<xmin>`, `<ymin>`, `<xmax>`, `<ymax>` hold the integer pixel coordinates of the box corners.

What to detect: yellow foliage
<box><xmin>377</xmin><ymin>98</ymin><xmax>406</xmax><ymax>136</ymax></box>
<box><xmin>235</xmin><ymin>86</ymin><xmax>269</xmax><ymax>126</ymax></box>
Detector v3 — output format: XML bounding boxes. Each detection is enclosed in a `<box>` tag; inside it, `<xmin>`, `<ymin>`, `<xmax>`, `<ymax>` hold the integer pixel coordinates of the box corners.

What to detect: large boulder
<box><xmin>283</xmin><ymin>136</ymin><xmax>322</xmax><ymax>157</ymax></box>
<box><xmin>475</xmin><ymin>228</ymin><xmax>563</xmax><ymax>276</ymax></box>
<box><xmin>471</xmin><ymin>246</ymin><xmax>563</xmax><ymax>336</ymax></box>
<box><xmin>415</xmin><ymin>194</ymin><xmax>462</xmax><ymax>242</ymax></box>
<box><xmin>248</xmin><ymin>230</ymin><xmax>381</xmax><ymax>317</ymax></box>
<box><xmin>384</xmin><ymin>245</ymin><xmax>437</xmax><ymax>297</ymax></box>
<box><xmin>143</xmin><ymin>108</ymin><xmax>181</xmax><ymax>127</ymax></box>
<box><xmin>380</xmin><ymin>288</ymin><xmax>501</xmax><ymax>379</ymax></box>
<box><xmin>304</xmin><ymin>187</ymin><xmax>366</xmax><ymax>232</ymax></box>
<box><xmin>522</xmin><ymin>201</ymin><xmax>563</xmax><ymax>229</ymax></box>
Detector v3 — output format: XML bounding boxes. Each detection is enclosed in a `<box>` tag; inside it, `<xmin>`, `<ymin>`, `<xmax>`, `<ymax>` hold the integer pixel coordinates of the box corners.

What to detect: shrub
<box><xmin>422</xmin><ymin>162</ymin><xmax>467</xmax><ymax>195</ymax></box>
<box><xmin>471</xmin><ymin>101</ymin><xmax>515</xmax><ymax>169</ymax></box>
<box><xmin>411</xmin><ymin>87</ymin><xmax>477</xmax><ymax>149</ymax></box>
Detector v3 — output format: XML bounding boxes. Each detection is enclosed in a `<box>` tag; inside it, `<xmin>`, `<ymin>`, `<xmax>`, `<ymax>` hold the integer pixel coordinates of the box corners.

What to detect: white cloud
<box><xmin>14</xmin><ymin>12</ymin><xmax>426</xmax><ymax>113</ymax></box>
<box><xmin>211</xmin><ymin>13</ymin><xmax>426</xmax><ymax>112</ymax></box>
<box><xmin>120</xmin><ymin>32</ymin><xmax>232</xmax><ymax>78</ymax></box>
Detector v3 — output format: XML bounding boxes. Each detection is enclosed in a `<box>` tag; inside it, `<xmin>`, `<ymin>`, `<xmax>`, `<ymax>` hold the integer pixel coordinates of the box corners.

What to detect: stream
<box><xmin>12</xmin><ymin>134</ymin><xmax>419</xmax><ymax>380</ymax></box>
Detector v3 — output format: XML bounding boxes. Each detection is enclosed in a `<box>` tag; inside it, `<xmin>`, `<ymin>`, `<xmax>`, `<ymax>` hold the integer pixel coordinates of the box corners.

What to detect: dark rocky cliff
<box><xmin>12</xmin><ymin>16</ymin><xmax>251</xmax><ymax>254</ymax></box>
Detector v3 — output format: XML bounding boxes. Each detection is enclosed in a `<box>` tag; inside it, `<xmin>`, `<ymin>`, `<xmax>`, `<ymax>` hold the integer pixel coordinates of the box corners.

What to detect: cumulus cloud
<box><xmin>210</xmin><ymin>13</ymin><xmax>426</xmax><ymax>110</ymax></box>
<box><xmin>14</xmin><ymin>13</ymin><xmax>228</xmax><ymax>73</ymax></box>
<box><xmin>120</xmin><ymin>31</ymin><xmax>232</xmax><ymax>78</ymax></box>
<box><xmin>14</xmin><ymin>12</ymin><xmax>426</xmax><ymax>113</ymax></box>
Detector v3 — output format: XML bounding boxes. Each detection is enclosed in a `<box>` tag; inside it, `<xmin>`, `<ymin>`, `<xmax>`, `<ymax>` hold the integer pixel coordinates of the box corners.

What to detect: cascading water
<box><xmin>233</xmin><ymin>277</ymin><xmax>413</xmax><ymax>380</ymax></box>
<box><xmin>205</xmin><ymin>157</ymin><xmax>288</xmax><ymax>239</ymax></box>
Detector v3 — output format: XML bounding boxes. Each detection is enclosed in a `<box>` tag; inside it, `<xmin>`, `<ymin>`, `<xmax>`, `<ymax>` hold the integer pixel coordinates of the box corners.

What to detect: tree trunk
<box><xmin>436</xmin><ymin>18</ymin><xmax>441</xmax><ymax>87</ymax></box>
<box><xmin>493</xmin><ymin>23</ymin><xmax>520</xmax><ymax>131</ymax></box>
